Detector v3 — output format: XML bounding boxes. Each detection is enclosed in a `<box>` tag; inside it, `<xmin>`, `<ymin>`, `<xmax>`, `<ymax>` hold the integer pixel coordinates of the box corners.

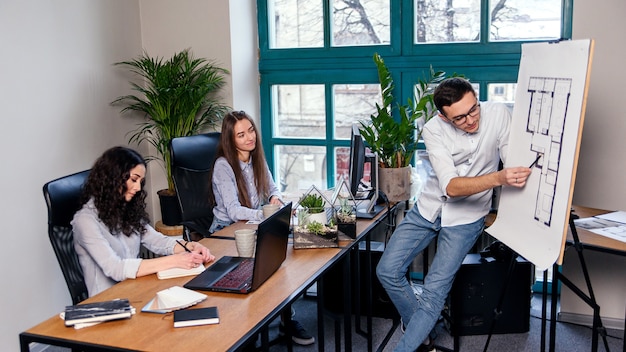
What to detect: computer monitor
<box><xmin>348</xmin><ymin>124</ymin><xmax>384</xmax><ymax>219</ymax></box>
<box><xmin>348</xmin><ymin>124</ymin><xmax>366</xmax><ymax>198</ymax></box>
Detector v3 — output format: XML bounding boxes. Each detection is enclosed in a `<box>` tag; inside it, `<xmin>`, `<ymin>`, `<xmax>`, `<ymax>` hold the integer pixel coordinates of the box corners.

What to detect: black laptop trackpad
<box><xmin>185</xmin><ymin>257</ymin><xmax>241</xmax><ymax>287</ymax></box>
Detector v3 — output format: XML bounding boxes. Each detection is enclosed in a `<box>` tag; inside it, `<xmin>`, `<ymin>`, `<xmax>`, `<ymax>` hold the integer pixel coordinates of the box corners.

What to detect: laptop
<box><xmin>184</xmin><ymin>202</ymin><xmax>292</xmax><ymax>294</ymax></box>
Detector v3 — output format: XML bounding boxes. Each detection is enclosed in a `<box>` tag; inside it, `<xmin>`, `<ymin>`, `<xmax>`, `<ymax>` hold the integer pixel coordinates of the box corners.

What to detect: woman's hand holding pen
<box><xmin>185</xmin><ymin>241</ymin><xmax>215</xmax><ymax>263</ymax></box>
<box><xmin>176</xmin><ymin>240</ymin><xmax>215</xmax><ymax>268</ymax></box>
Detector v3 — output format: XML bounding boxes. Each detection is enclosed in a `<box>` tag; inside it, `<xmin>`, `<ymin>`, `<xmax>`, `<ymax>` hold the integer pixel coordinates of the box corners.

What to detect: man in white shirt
<box><xmin>376</xmin><ymin>78</ymin><xmax>532</xmax><ymax>352</ymax></box>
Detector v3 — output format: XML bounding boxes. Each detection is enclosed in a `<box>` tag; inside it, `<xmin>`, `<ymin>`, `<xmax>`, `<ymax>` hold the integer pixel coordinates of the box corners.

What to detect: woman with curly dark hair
<box><xmin>72</xmin><ymin>146</ymin><xmax>215</xmax><ymax>296</ymax></box>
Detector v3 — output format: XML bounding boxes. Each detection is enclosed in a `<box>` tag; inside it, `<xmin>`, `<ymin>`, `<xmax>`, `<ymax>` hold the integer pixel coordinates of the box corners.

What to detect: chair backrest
<box><xmin>170</xmin><ymin>132</ymin><xmax>221</xmax><ymax>236</ymax></box>
<box><xmin>43</xmin><ymin>170</ymin><xmax>90</xmax><ymax>304</ymax></box>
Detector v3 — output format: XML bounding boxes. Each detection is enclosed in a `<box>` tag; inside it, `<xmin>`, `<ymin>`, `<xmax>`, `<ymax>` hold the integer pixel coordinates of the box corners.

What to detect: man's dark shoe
<box><xmin>279</xmin><ymin>320</ymin><xmax>315</xmax><ymax>345</ymax></box>
<box><xmin>416</xmin><ymin>339</ymin><xmax>435</xmax><ymax>352</ymax></box>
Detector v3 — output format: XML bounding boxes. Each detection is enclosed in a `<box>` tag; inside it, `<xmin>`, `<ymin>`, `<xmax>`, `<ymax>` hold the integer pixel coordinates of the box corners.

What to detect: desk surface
<box><xmin>21</xmin><ymin>207</ymin><xmax>393</xmax><ymax>351</ymax></box>
<box><xmin>571</xmin><ymin>205</ymin><xmax>626</xmax><ymax>253</ymax></box>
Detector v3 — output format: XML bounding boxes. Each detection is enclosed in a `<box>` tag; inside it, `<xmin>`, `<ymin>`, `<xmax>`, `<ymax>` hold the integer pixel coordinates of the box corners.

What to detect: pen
<box><xmin>529</xmin><ymin>154</ymin><xmax>542</xmax><ymax>168</ymax></box>
<box><xmin>176</xmin><ymin>240</ymin><xmax>192</xmax><ymax>253</ymax></box>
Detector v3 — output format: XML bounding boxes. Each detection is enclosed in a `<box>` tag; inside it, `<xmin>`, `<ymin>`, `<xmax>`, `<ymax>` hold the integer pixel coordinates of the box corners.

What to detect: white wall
<box><xmin>0</xmin><ymin>1</ymin><xmax>143</xmax><ymax>350</ymax></box>
<box><xmin>0</xmin><ymin>0</ymin><xmax>253</xmax><ymax>350</ymax></box>
<box><xmin>559</xmin><ymin>0</ymin><xmax>626</xmax><ymax>328</ymax></box>
<box><xmin>137</xmin><ymin>0</ymin><xmax>258</xmax><ymax>218</ymax></box>
<box><xmin>1</xmin><ymin>0</ymin><xmax>623</xmax><ymax>350</ymax></box>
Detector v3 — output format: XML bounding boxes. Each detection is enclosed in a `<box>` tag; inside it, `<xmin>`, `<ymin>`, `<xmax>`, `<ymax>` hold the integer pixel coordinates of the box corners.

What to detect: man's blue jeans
<box><xmin>376</xmin><ymin>206</ymin><xmax>484</xmax><ymax>352</ymax></box>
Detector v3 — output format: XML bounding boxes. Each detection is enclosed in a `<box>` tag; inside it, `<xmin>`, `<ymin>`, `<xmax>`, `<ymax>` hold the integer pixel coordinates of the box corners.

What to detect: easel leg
<box><xmin>541</xmin><ymin>269</ymin><xmax>548</xmax><ymax>352</ymax></box>
<box><xmin>550</xmin><ymin>262</ymin><xmax>559</xmax><ymax>352</ymax></box>
<box><xmin>550</xmin><ymin>211</ymin><xmax>611</xmax><ymax>352</ymax></box>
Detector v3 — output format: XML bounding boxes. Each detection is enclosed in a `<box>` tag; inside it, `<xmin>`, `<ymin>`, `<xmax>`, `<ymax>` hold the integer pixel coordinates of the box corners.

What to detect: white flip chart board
<box><xmin>486</xmin><ymin>39</ymin><xmax>594</xmax><ymax>271</ymax></box>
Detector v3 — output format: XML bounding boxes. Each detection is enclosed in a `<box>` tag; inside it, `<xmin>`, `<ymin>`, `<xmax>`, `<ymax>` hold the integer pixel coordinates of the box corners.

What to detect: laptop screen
<box><xmin>251</xmin><ymin>202</ymin><xmax>292</xmax><ymax>290</ymax></box>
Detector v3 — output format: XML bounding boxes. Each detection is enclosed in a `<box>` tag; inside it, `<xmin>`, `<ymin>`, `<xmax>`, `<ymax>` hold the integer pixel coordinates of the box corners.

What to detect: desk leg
<box><xmin>317</xmin><ymin>278</ymin><xmax>326</xmax><ymax>352</ymax></box>
<box><xmin>261</xmin><ymin>329</ymin><xmax>269</xmax><ymax>351</ymax></box>
<box><xmin>19</xmin><ymin>335</ymin><xmax>31</xmax><ymax>352</ymax></box>
<box><xmin>354</xmin><ymin>238</ymin><xmax>374</xmax><ymax>352</ymax></box>
<box><xmin>343</xmin><ymin>248</ymin><xmax>353</xmax><ymax>352</ymax></box>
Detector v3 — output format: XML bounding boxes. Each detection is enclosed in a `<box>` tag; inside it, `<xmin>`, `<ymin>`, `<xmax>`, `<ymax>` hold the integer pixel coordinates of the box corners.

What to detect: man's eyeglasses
<box><xmin>446</xmin><ymin>103</ymin><xmax>481</xmax><ymax>126</ymax></box>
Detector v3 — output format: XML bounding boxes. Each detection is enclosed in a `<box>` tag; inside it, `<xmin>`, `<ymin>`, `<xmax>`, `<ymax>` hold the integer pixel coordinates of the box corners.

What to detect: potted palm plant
<box><xmin>112</xmin><ymin>49</ymin><xmax>230</xmax><ymax>225</ymax></box>
<box><xmin>359</xmin><ymin>53</ymin><xmax>450</xmax><ymax>202</ymax></box>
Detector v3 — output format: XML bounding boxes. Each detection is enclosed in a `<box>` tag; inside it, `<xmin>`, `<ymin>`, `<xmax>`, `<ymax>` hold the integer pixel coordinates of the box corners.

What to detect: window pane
<box><xmin>413</xmin><ymin>81</ymin><xmax>479</xmax><ymax>132</ymax></box>
<box><xmin>415</xmin><ymin>0</ymin><xmax>480</xmax><ymax>43</ymax></box>
<box><xmin>332</xmin><ymin>0</ymin><xmax>391</xmax><ymax>46</ymax></box>
<box><xmin>333</xmin><ymin>84</ymin><xmax>381</xmax><ymax>139</ymax></box>
<box><xmin>275</xmin><ymin>145</ymin><xmax>327</xmax><ymax>194</ymax></box>
<box><xmin>487</xmin><ymin>83</ymin><xmax>516</xmax><ymax>111</ymax></box>
<box><xmin>273</xmin><ymin>85</ymin><xmax>326</xmax><ymax>139</ymax></box>
<box><xmin>489</xmin><ymin>0</ymin><xmax>562</xmax><ymax>41</ymax></box>
<box><xmin>269</xmin><ymin>0</ymin><xmax>324</xmax><ymax>48</ymax></box>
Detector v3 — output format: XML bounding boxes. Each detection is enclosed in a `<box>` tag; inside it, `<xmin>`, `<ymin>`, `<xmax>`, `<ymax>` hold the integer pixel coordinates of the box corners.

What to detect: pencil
<box><xmin>176</xmin><ymin>240</ymin><xmax>192</xmax><ymax>253</ymax></box>
<box><xmin>529</xmin><ymin>154</ymin><xmax>542</xmax><ymax>168</ymax></box>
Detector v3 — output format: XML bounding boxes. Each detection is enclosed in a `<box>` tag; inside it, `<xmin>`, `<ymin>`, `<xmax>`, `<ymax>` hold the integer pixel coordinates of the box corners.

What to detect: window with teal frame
<box><xmin>257</xmin><ymin>0</ymin><xmax>572</xmax><ymax>194</ymax></box>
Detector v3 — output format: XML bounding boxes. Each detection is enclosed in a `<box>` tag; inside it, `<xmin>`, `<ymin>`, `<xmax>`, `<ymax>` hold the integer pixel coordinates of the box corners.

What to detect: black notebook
<box><xmin>184</xmin><ymin>202</ymin><xmax>292</xmax><ymax>294</ymax></box>
<box><xmin>64</xmin><ymin>298</ymin><xmax>133</xmax><ymax>326</ymax></box>
<box><xmin>173</xmin><ymin>306</ymin><xmax>219</xmax><ymax>327</ymax></box>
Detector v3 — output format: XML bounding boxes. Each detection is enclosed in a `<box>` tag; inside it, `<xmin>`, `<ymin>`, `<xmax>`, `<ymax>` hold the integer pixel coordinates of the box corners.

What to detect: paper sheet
<box><xmin>574</xmin><ymin>212</ymin><xmax>626</xmax><ymax>243</ymax></box>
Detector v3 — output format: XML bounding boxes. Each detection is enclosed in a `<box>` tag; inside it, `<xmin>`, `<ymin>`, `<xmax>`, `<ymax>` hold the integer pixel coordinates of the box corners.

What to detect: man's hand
<box><xmin>501</xmin><ymin>167</ymin><xmax>532</xmax><ymax>187</ymax></box>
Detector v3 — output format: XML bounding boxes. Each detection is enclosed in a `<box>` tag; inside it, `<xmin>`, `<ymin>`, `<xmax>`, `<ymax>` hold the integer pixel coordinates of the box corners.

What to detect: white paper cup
<box><xmin>234</xmin><ymin>229</ymin><xmax>256</xmax><ymax>257</ymax></box>
<box><xmin>263</xmin><ymin>204</ymin><xmax>280</xmax><ymax>219</ymax></box>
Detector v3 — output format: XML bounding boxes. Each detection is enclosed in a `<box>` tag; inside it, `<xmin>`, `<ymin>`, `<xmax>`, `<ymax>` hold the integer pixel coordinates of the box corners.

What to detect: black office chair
<box><xmin>43</xmin><ymin>170</ymin><xmax>90</xmax><ymax>305</ymax></box>
<box><xmin>170</xmin><ymin>132</ymin><xmax>221</xmax><ymax>240</ymax></box>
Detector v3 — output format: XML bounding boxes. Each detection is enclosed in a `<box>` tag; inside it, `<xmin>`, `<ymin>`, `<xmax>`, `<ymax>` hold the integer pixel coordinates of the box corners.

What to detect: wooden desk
<box><xmin>20</xmin><ymin>206</ymin><xmax>394</xmax><ymax>352</ymax></box>
<box><xmin>568</xmin><ymin>205</ymin><xmax>626</xmax><ymax>253</ymax></box>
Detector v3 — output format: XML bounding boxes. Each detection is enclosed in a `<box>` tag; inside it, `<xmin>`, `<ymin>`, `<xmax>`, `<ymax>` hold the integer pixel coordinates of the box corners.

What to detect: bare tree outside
<box><xmin>414</xmin><ymin>0</ymin><xmax>562</xmax><ymax>43</ymax></box>
<box><xmin>332</xmin><ymin>0</ymin><xmax>390</xmax><ymax>45</ymax></box>
<box><xmin>266</xmin><ymin>0</ymin><xmax>562</xmax><ymax>193</ymax></box>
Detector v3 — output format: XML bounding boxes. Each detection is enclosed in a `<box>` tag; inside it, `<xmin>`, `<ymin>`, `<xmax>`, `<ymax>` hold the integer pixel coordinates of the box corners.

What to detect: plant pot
<box><xmin>293</xmin><ymin>227</ymin><xmax>338</xmax><ymax>249</ymax></box>
<box><xmin>157</xmin><ymin>189</ymin><xmax>182</xmax><ymax>226</ymax></box>
<box><xmin>378</xmin><ymin>166</ymin><xmax>412</xmax><ymax>202</ymax></box>
<box><xmin>306</xmin><ymin>211</ymin><xmax>328</xmax><ymax>225</ymax></box>
<box><xmin>337</xmin><ymin>221</ymin><xmax>357</xmax><ymax>239</ymax></box>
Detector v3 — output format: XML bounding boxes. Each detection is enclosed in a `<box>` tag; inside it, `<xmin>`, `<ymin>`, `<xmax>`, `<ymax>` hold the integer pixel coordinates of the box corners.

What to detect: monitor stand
<box><xmin>356</xmin><ymin>204</ymin><xmax>385</xmax><ymax>219</ymax></box>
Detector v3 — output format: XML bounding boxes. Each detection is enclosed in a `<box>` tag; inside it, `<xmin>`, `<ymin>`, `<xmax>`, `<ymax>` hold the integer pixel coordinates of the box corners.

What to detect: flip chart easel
<box><xmin>486</xmin><ymin>39</ymin><xmax>595</xmax><ymax>271</ymax></box>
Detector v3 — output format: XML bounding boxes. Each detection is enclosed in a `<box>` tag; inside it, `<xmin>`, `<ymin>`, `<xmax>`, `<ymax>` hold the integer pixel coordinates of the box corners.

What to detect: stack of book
<box><xmin>62</xmin><ymin>298</ymin><xmax>135</xmax><ymax>328</ymax></box>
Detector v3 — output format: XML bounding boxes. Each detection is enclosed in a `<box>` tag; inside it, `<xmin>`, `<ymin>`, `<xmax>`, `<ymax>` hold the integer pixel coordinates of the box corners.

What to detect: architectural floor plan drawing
<box><xmin>526</xmin><ymin>77</ymin><xmax>572</xmax><ymax>227</ymax></box>
<box><xmin>485</xmin><ymin>39</ymin><xmax>593</xmax><ymax>270</ymax></box>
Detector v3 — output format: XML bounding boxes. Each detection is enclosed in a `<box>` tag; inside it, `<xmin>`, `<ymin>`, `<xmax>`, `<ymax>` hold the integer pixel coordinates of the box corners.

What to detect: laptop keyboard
<box><xmin>213</xmin><ymin>258</ymin><xmax>254</xmax><ymax>289</ymax></box>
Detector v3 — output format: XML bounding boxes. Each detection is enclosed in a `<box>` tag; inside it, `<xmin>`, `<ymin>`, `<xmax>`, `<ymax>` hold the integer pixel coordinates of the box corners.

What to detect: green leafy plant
<box><xmin>338</xmin><ymin>197</ymin><xmax>354</xmax><ymax>215</ymax></box>
<box><xmin>111</xmin><ymin>49</ymin><xmax>230</xmax><ymax>193</ymax></box>
<box><xmin>305</xmin><ymin>221</ymin><xmax>325</xmax><ymax>236</ymax></box>
<box><xmin>359</xmin><ymin>53</ymin><xmax>449</xmax><ymax>169</ymax></box>
<box><xmin>298</xmin><ymin>193</ymin><xmax>325</xmax><ymax>214</ymax></box>
<box><xmin>336</xmin><ymin>196</ymin><xmax>356</xmax><ymax>223</ymax></box>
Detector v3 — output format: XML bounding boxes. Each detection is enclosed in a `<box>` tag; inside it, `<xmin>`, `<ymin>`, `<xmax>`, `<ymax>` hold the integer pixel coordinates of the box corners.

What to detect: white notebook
<box><xmin>141</xmin><ymin>286</ymin><xmax>207</xmax><ymax>313</ymax></box>
<box><xmin>157</xmin><ymin>264</ymin><xmax>205</xmax><ymax>279</ymax></box>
